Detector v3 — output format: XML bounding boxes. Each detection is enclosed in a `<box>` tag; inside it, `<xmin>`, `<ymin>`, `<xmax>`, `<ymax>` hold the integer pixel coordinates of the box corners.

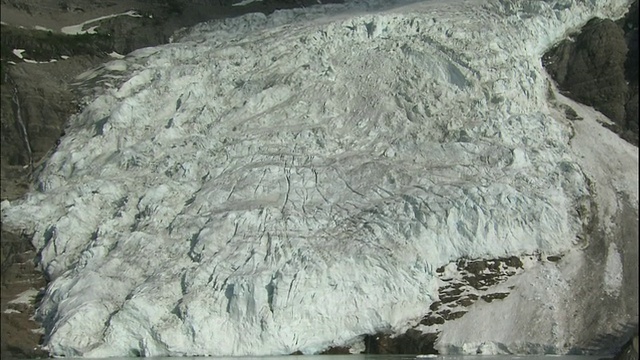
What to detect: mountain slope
<box><xmin>1</xmin><ymin>0</ymin><xmax>637</xmax><ymax>356</ymax></box>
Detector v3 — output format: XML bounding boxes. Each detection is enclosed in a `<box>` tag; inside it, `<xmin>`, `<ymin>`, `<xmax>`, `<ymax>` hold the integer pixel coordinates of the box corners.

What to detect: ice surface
<box><xmin>1</xmin><ymin>0</ymin><xmax>636</xmax><ymax>357</ymax></box>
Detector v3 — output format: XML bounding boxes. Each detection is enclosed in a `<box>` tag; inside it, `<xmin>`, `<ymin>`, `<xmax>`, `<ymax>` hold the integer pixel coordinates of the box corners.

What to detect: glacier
<box><xmin>1</xmin><ymin>0</ymin><xmax>637</xmax><ymax>356</ymax></box>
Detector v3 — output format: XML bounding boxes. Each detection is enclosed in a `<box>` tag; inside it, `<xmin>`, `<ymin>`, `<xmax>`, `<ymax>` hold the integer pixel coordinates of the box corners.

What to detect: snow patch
<box><xmin>8</xmin><ymin>289</ymin><xmax>39</xmax><ymax>305</ymax></box>
<box><xmin>12</xmin><ymin>49</ymin><xmax>25</xmax><ymax>59</ymax></box>
<box><xmin>549</xmin><ymin>80</ymin><xmax>639</xmax><ymax>232</ymax></box>
<box><xmin>108</xmin><ymin>51</ymin><xmax>126</xmax><ymax>59</ymax></box>
<box><xmin>233</xmin><ymin>0</ymin><xmax>263</xmax><ymax>6</ymax></box>
<box><xmin>61</xmin><ymin>10</ymin><xmax>142</xmax><ymax>35</ymax></box>
<box><xmin>24</xmin><ymin>59</ymin><xmax>59</xmax><ymax>64</ymax></box>
<box><xmin>33</xmin><ymin>25</ymin><xmax>54</xmax><ymax>32</ymax></box>
<box><xmin>603</xmin><ymin>242</ymin><xmax>623</xmax><ymax>297</ymax></box>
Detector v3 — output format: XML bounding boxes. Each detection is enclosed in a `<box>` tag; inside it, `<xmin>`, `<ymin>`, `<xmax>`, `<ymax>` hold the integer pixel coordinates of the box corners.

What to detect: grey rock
<box><xmin>543</xmin><ymin>1</ymin><xmax>639</xmax><ymax>145</ymax></box>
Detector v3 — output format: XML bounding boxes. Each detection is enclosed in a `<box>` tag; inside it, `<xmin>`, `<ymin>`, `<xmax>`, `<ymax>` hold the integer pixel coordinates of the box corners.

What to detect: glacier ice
<box><xmin>1</xmin><ymin>0</ymin><xmax>635</xmax><ymax>356</ymax></box>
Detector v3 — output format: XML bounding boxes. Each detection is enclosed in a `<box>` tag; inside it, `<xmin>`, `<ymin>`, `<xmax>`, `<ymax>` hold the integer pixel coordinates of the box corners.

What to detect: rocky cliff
<box><xmin>543</xmin><ymin>0</ymin><xmax>639</xmax><ymax>145</ymax></box>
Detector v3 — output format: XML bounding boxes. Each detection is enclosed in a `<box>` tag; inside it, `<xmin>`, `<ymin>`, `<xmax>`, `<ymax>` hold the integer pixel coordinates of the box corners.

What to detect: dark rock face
<box><xmin>364</xmin><ymin>331</ymin><xmax>439</xmax><ymax>355</ymax></box>
<box><xmin>1</xmin><ymin>55</ymin><xmax>107</xmax><ymax>203</ymax></box>
<box><xmin>613</xmin><ymin>334</ymin><xmax>639</xmax><ymax>360</ymax></box>
<box><xmin>319</xmin><ymin>346</ymin><xmax>352</xmax><ymax>354</ymax></box>
<box><xmin>544</xmin><ymin>18</ymin><xmax>628</xmax><ymax>122</ymax></box>
<box><xmin>622</xmin><ymin>1</ymin><xmax>639</xmax><ymax>144</ymax></box>
<box><xmin>543</xmin><ymin>1</ymin><xmax>639</xmax><ymax>145</ymax></box>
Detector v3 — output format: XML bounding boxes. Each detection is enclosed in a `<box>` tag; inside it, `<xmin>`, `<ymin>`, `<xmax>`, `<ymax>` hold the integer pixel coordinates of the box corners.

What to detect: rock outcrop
<box><xmin>614</xmin><ymin>334</ymin><xmax>639</xmax><ymax>360</ymax></box>
<box><xmin>543</xmin><ymin>1</ymin><xmax>639</xmax><ymax>145</ymax></box>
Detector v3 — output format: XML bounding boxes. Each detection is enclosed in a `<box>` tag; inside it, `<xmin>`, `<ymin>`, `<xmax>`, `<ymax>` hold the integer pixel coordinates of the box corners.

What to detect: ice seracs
<box><xmin>1</xmin><ymin>0</ymin><xmax>636</xmax><ymax>357</ymax></box>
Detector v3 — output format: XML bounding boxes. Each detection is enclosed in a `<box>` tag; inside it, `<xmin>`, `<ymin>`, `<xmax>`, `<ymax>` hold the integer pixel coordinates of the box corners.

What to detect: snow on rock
<box><xmin>8</xmin><ymin>288</ymin><xmax>40</xmax><ymax>305</ymax></box>
<box><xmin>33</xmin><ymin>25</ymin><xmax>54</xmax><ymax>32</ymax></box>
<box><xmin>233</xmin><ymin>0</ymin><xmax>263</xmax><ymax>6</ymax></box>
<box><xmin>108</xmin><ymin>51</ymin><xmax>126</xmax><ymax>59</ymax></box>
<box><xmin>604</xmin><ymin>242</ymin><xmax>624</xmax><ymax>297</ymax></box>
<box><xmin>553</xmin><ymin>89</ymin><xmax>639</xmax><ymax>235</ymax></box>
<box><xmin>60</xmin><ymin>10</ymin><xmax>142</xmax><ymax>35</ymax></box>
<box><xmin>12</xmin><ymin>49</ymin><xmax>26</xmax><ymax>59</ymax></box>
<box><xmin>1</xmin><ymin>0</ymin><xmax>636</xmax><ymax>357</ymax></box>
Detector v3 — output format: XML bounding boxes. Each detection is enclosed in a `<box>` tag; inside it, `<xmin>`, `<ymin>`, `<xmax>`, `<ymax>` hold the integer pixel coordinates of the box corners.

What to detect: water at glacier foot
<box><xmin>59</xmin><ymin>356</ymin><xmax>609</xmax><ymax>360</ymax></box>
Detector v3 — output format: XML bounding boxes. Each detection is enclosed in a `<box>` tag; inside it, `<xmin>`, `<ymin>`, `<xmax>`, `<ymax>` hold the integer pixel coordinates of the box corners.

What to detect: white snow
<box><xmin>8</xmin><ymin>289</ymin><xmax>39</xmax><ymax>305</ymax></box>
<box><xmin>12</xmin><ymin>49</ymin><xmax>26</xmax><ymax>59</ymax></box>
<box><xmin>1</xmin><ymin>0</ymin><xmax>636</xmax><ymax>357</ymax></box>
<box><xmin>3</xmin><ymin>308</ymin><xmax>21</xmax><ymax>314</ymax></box>
<box><xmin>61</xmin><ymin>10</ymin><xmax>142</xmax><ymax>35</ymax></box>
<box><xmin>603</xmin><ymin>242</ymin><xmax>624</xmax><ymax>297</ymax></box>
<box><xmin>33</xmin><ymin>25</ymin><xmax>54</xmax><ymax>32</ymax></box>
<box><xmin>23</xmin><ymin>59</ymin><xmax>59</xmax><ymax>64</ymax></box>
<box><xmin>11</xmin><ymin>48</ymin><xmax>64</xmax><ymax>64</ymax></box>
<box><xmin>108</xmin><ymin>51</ymin><xmax>126</xmax><ymax>59</ymax></box>
<box><xmin>553</xmin><ymin>89</ymin><xmax>639</xmax><ymax>235</ymax></box>
<box><xmin>233</xmin><ymin>0</ymin><xmax>263</xmax><ymax>6</ymax></box>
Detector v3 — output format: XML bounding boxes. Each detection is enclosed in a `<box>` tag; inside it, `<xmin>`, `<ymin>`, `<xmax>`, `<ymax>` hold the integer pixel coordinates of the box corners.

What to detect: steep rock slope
<box><xmin>543</xmin><ymin>0</ymin><xmax>639</xmax><ymax>145</ymax></box>
<box><xmin>1</xmin><ymin>0</ymin><xmax>637</xmax><ymax>356</ymax></box>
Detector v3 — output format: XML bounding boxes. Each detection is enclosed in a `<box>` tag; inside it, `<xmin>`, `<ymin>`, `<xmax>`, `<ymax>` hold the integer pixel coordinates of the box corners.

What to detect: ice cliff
<box><xmin>1</xmin><ymin>0</ymin><xmax>636</xmax><ymax>356</ymax></box>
